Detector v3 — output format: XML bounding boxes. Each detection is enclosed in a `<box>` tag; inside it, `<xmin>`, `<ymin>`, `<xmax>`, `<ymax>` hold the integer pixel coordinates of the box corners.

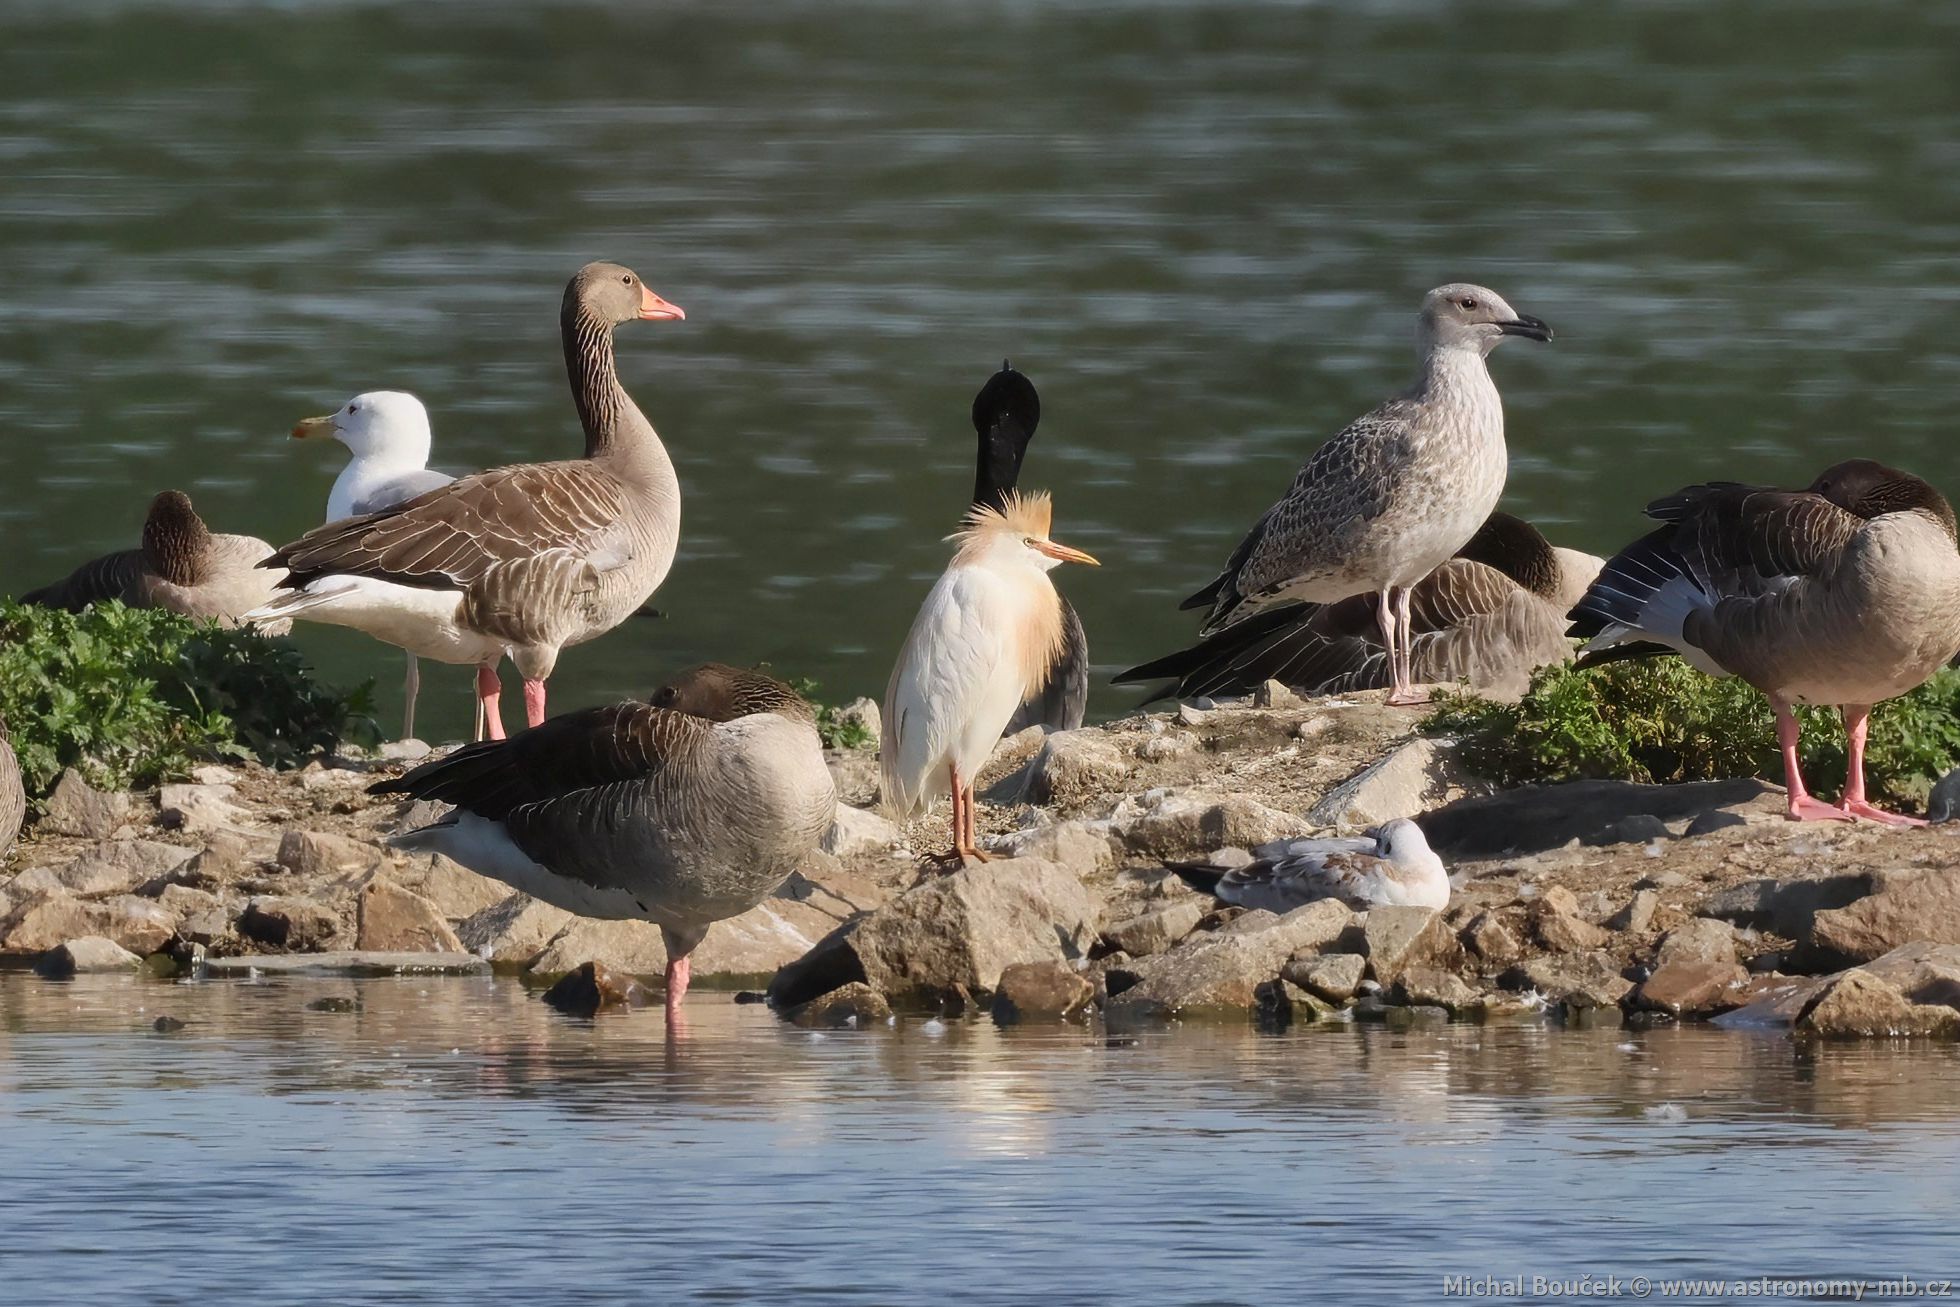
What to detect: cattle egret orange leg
<box><xmin>523</xmin><ymin>678</ymin><xmax>548</xmax><ymax>729</ymax></box>
<box><xmin>1839</xmin><ymin>704</ymin><xmax>1927</xmax><ymax>826</ymax></box>
<box><xmin>1775</xmin><ymin>699</ymin><xmax>1848</xmax><ymax>822</ymax></box>
<box><xmin>961</xmin><ymin>780</ymin><xmax>992</xmax><ymax>862</ymax></box>
<box><xmin>477</xmin><ymin>664</ymin><xmax>507</xmax><ymax>742</ymax></box>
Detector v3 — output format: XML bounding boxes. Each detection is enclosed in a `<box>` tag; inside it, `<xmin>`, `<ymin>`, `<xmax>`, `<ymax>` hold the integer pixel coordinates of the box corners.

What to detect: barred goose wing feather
<box><xmin>21</xmin><ymin>549</ymin><xmax>148</xmax><ymax>610</ymax></box>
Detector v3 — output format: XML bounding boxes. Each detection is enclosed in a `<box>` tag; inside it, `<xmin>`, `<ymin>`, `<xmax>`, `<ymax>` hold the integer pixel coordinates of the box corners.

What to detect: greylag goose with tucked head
<box><xmin>1181</xmin><ymin>284</ymin><xmax>1551</xmax><ymax>705</ymax></box>
<box><xmin>1118</xmin><ymin>513</ymin><xmax>1600</xmax><ymax>703</ymax></box>
<box><xmin>971</xmin><ymin>362</ymin><xmax>1090</xmax><ymax>734</ymax></box>
<box><xmin>1173</xmin><ymin>819</ymin><xmax>1449</xmax><ymax>912</ymax></box>
<box><xmin>0</xmin><ymin>717</ymin><xmax>23</xmax><ymax>863</ymax></box>
<box><xmin>1570</xmin><ymin>458</ymin><xmax>1960</xmax><ymax>825</ymax></box>
<box><xmin>22</xmin><ymin>490</ymin><xmax>284</xmax><ymax>628</ymax></box>
<box><xmin>373</xmin><ymin>664</ymin><xmax>836</xmax><ymax>1017</ymax></box>
<box><xmin>248</xmin><ymin>262</ymin><xmax>685</xmax><ymax>740</ymax></box>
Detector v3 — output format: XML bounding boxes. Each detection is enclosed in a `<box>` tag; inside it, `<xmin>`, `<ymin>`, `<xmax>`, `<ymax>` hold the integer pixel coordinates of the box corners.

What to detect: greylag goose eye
<box><xmin>22</xmin><ymin>489</ymin><xmax>284</xmax><ymax>629</ymax></box>
<box><xmin>1172</xmin><ymin>818</ymin><xmax>1449</xmax><ymax>913</ymax></box>
<box><xmin>882</xmin><ymin>490</ymin><xmax>1099</xmax><ymax>866</ymax></box>
<box><xmin>289</xmin><ymin>389</ymin><xmax>462</xmax><ymax>742</ymax></box>
<box><xmin>968</xmin><ymin>360</ymin><xmax>1089</xmax><ymax>734</ymax></box>
<box><xmin>246</xmin><ymin>261</ymin><xmax>687</xmax><ymax>743</ymax></box>
<box><xmin>1116</xmin><ymin>512</ymin><xmax>1601</xmax><ymax>705</ymax></box>
<box><xmin>373</xmin><ymin>665</ymin><xmax>834</xmax><ymax>1020</ymax></box>
<box><xmin>1176</xmin><ymin>282</ymin><xmax>1552</xmax><ymax>708</ymax></box>
<box><xmin>1570</xmin><ymin>458</ymin><xmax>1960</xmax><ymax>826</ymax></box>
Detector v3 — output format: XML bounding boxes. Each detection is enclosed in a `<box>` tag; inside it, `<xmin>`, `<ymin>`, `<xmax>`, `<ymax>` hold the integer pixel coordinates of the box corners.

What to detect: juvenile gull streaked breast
<box><xmin>1179</xmin><ymin>284</ymin><xmax>1551</xmax><ymax>705</ymax></box>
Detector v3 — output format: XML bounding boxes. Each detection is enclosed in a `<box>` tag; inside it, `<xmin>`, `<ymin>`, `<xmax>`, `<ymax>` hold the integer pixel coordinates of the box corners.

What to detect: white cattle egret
<box><xmin>882</xmin><ymin>490</ymin><xmax>1099</xmax><ymax>862</ymax></box>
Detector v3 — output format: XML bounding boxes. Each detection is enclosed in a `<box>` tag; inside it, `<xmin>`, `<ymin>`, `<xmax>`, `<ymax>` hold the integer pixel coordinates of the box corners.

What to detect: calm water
<box><xmin>2</xmin><ymin>972</ymin><xmax>1958</xmax><ymax>1304</ymax></box>
<box><xmin>1</xmin><ymin>1</ymin><xmax>1956</xmax><ymax>736</ymax></box>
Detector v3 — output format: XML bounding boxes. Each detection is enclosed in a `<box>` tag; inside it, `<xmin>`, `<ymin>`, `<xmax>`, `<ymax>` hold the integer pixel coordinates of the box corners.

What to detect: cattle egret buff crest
<box><xmin>882</xmin><ymin>490</ymin><xmax>1100</xmax><ymax>863</ymax></box>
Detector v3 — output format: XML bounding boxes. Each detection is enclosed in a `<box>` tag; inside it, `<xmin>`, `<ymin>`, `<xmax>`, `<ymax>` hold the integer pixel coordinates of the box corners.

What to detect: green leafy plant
<box><xmin>787</xmin><ymin>677</ymin><xmax>876</xmax><ymax>751</ymax></box>
<box><xmin>1425</xmin><ymin>659</ymin><xmax>1960</xmax><ymax>811</ymax></box>
<box><xmin>0</xmin><ymin>600</ymin><xmax>377</xmax><ymax>799</ymax></box>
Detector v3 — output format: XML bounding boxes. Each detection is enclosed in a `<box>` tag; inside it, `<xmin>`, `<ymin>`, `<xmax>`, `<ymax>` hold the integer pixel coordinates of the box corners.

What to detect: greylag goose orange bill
<box><xmin>372</xmin><ymin>664</ymin><xmax>835</xmax><ymax>1019</ymax></box>
<box><xmin>1174</xmin><ymin>819</ymin><xmax>1449</xmax><ymax>912</ymax></box>
<box><xmin>971</xmin><ymin>361</ymin><xmax>1090</xmax><ymax>734</ymax></box>
<box><xmin>21</xmin><ymin>490</ymin><xmax>286</xmax><ymax>628</ymax></box>
<box><xmin>290</xmin><ymin>390</ymin><xmax>459</xmax><ymax>741</ymax></box>
<box><xmin>1179</xmin><ymin>284</ymin><xmax>1551</xmax><ymax>707</ymax></box>
<box><xmin>1570</xmin><ymin>458</ymin><xmax>1960</xmax><ymax>827</ymax></box>
<box><xmin>882</xmin><ymin>490</ymin><xmax>1099</xmax><ymax>865</ymax></box>
<box><xmin>246</xmin><ymin>261</ymin><xmax>686</xmax><ymax>742</ymax></box>
<box><xmin>1117</xmin><ymin>512</ymin><xmax>1602</xmax><ymax>704</ymax></box>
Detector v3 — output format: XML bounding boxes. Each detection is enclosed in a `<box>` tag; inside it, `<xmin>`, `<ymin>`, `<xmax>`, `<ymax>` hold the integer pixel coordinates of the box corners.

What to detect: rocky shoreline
<box><xmin>5</xmin><ymin>690</ymin><xmax>1960</xmax><ymax>1041</ymax></box>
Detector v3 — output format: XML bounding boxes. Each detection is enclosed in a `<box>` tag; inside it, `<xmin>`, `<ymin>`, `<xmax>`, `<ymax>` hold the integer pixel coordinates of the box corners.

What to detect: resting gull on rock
<box><xmin>1172</xmin><ymin>818</ymin><xmax>1449</xmax><ymax>912</ymax></box>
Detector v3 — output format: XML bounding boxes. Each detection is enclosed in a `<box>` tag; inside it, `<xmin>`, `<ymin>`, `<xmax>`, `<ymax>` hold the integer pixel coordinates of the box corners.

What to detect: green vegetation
<box><xmin>0</xmin><ymin>601</ymin><xmax>377</xmax><ymax>799</ymax></box>
<box><xmin>1425</xmin><ymin>659</ymin><xmax>1960</xmax><ymax>810</ymax></box>
<box><xmin>788</xmin><ymin>677</ymin><xmax>876</xmax><ymax>751</ymax></box>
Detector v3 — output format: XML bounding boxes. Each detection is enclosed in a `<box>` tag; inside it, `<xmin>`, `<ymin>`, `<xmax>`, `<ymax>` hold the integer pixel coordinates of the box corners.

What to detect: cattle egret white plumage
<box><xmin>882</xmin><ymin>490</ymin><xmax>1099</xmax><ymax>862</ymax></box>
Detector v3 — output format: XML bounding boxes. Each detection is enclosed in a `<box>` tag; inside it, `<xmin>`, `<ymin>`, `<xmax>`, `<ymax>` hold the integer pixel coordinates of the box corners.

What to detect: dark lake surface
<box><xmin>2</xmin><ymin>0</ymin><xmax>1957</xmax><ymax>737</ymax></box>
<box><xmin>2</xmin><ymin>973</ymin><xmax>1958</xmax><ymax>1304</ymax></box>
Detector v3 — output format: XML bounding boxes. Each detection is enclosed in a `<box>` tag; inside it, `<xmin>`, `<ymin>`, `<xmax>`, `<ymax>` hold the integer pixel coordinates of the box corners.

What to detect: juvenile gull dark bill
<box><xmin>1570</xmin><ymin>458</ymin><xmax>1960</xmax><ymax>826</ymax></box>
<box><xmin>1180</xmin><ymin>284</ymin><xmax>1551</xmax><ymax>705</ymax></box>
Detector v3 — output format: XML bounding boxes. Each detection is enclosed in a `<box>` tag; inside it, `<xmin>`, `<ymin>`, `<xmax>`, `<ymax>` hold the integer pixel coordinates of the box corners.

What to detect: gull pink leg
<box><xmin>523</xmin><ymin>678</ymin><xmax>548</xmax><ymax>729</ymax></box>
<box><xmin>1840</xmin><ymin>705</ymin><xmax>1927</xmax><ymax>827</ymax></box>
<box><xmin>1385</xmin><ymin>586</ymin><xmax>1428</xmax><ymax>706</ymax></box>
<box><xmin>477</xmin><ymin>664</ymin><xmax>507</xmax><ymax>742</ymax></box>
<box><xmin>1775</xmin><ymin>699</ymin><xmax>1848</xmax><ymax>822</ymax></box>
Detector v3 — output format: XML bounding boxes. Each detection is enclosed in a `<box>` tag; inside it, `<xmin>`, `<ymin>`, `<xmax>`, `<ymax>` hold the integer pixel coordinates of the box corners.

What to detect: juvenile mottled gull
<box><xmin>1181</xmin><ymin>284</ymin><xmax>1551</xmax><ymax>704</ymax></box>
<box><xmin>970</xmin><ymin>361</ymin><xmax>1089</xmax><ymax>733</ymax></box>
<box><xmin>22</xmin><ymin>490</ymin><xmax>285</xmax><ymax>629</ymax></box>
<box><xmin>373</xmin><ymin>664</ymin><xmax>837</xmax><ymax>1019</ymax></box>
<box><xmin>291</xmin><ymin>390</ymin><xmax>461</xmax><ymax>740</ymax></box>
<box><xmin>1119</xmin><ymin>513</ymin><xmax>1600</xmax><ymax>703</ymax></box>
<box><xmin>1173</xmin><ymin>818</ymin><xmax>1448</xmax><ymax>911</ymax></box>
<box><xmin>247</xmin><ymin>262</ymin><xmax>686</xmax><ymax>740</ymax></box>
<box><xmin>1571</xmin><ymin>458</ymin><xmax>1960</xmax><ymax>826</ymax></box>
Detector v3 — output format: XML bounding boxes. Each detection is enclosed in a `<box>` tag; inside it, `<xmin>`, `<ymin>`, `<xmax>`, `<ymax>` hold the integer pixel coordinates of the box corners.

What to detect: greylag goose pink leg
<box><xmin>524</xmin><ymin>679</ymin><xmax>548</xmax><ymax>729</ymax></box>
<box><xmin>477</xmin><ymin>665</ymin><xmax>507</xmax><ymax>741</ymax></box>
<box><xmin>1774</xmin><ymin>699</ymin><xmax>1847</xmax><ymax>822</ymax></box>
<box><xmin>1840</xmin><ymin>705</ymin><xmax>1927</xmax><ymax>826</ymax></box>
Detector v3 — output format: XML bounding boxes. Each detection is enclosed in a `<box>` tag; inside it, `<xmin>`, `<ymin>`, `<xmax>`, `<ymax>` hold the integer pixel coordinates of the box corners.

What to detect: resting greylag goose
<box><xmin>1117</xmin><ymin>513</ymin><xmax>1601</xmax><ymax>703</ymax></box>
<box><xmin>21</xmin><ymin>490</ymin><xmax>285</xmax><ymax>628</ymax></box>
<box><xmin>247</xmin><ymin>262</ymin><xmax>685</xmax><ymax>740</ymax></box>
<box><xmin>1570</xmin><ymin>458</ymin><xmax>1960</xmax><ymax>825</ymax></box>
<box><xmin>290</xmin><ymin>390</ymin><xmax>464</xmax><ymax>741</ymax></box>
<box><xmin>373</xmin><ymin>664</ymin><xmax>836</xmax><ymax>1018</ymax></box>
<box><xmin>1173</xmin><ymin>819</ymin><xmax>1448</xmax><ymax>911</ymax></box>
<box><xmin>971</xmin><ymin>362</ymin><xmax>1090</xmax><ymax>734</ymax></box>
<box><xmin>882</xmin><ymin>491</ymin><xmax>1099</xmax><ymax>862</ymax></box>
<box><xmin>1181</xmin><ymin>284</ymin><xmax>1551</xmax><ymax>705</ymax></box>
<box><xmin>0</xmin><ymin>717</ymin><xmax>23</xmax><ymax>863</ymax></box>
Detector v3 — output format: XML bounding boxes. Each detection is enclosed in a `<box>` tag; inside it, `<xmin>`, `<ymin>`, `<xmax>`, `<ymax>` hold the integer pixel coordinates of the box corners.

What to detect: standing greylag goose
<box><xmin>372</xmin><ymin>664</ymin><xmax>836</xmax><ymax>1018</ymax></box>
<box><xmin>22</xmin><ymin>490</ymin><xmax>285</xmax><ymax>628</ymax></box>
<box><xmin>1173</xmin><ymin>818</ymin><xmax>1449</xmax><ymax>912</ymax></box>
<box><xmin>0</xmin><ymin>717</ymin><xmax>24</xmax><ymax>863</ymax></box>
<box><xmin>971</xmin><ymin>362</ymin><xmax>1089</xmax><ymax>733</ymax></box>
<box><xmin>1181</xmin><ymin>284</ymin><xmax>1551</xmax><ymax>705</ymax></box>
<box><xmin>882</xmin><ymin>491</ymin><xmax>1100</xmax><ymax>863</ymax></box>
<box><xmin>247</xmin><ymin>262</ymin><xmax>685</xmax><ymax>740</ymax></box>
<box><xmin>1117</xmin><ymin>513</ymin><xmax>1601</xmax><ymax>703</ymax></box>
<box><xmin>290</xmin><ymin>390</ymin><xmax>464</xmax><ymax>741</ymax></box>
<box><xmin>1570</xmin><ymin>458</ymin><xmax>1960</xmax><ymax>825</ymax></box>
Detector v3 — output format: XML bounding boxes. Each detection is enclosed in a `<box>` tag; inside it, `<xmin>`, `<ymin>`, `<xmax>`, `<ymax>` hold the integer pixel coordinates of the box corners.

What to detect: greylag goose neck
<box><xmin>0</xmin><ymin>716</ymin><xmax>23</xmax><ymax>863</ymax></box>
<box><xmin>1179</xmin><ymin>284</ymin><xmax>1551</xmax><ymax>706</ymax></box>
<box><xmin>248</xmin><ymin>261</ymin><xmax>686</xmax><ymax>740</ymax></box>
<box><xmin>1117</xmin><ymin>513</ymin><xmax>1601</xmax><ymax>703</ymax></box>
<box><xmin>22</xmin><ymin>490</ymin><xmax>284</xmax><ymax>627</ymax></box>
<box><xmin>882</xmin><ymin>490</ymin><xmax>1100</xmax><ymax>863</ymax></box>
<box><xmin>374</xmin><ymin>663</ymin><xmax>835</xmax><ymax>1018</ymax></box>
<box><xmin>970</xmin><ymin>361</ymin><xmax>1089</xmax><ymax>734</ymax></box>
<box><xmin>1173</xmin><ymin>818</ymin><xmax>1448</xmax><ymax>912</ymax></box>
<box><xmin>1570</xmin><ymin>458</ymin><xmax>1960</xmax><ymax>826</ymax></box>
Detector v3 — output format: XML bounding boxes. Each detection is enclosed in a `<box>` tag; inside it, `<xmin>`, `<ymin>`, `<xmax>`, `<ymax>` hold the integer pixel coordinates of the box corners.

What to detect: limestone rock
<box><xmin>36</xmin><ymin>935</ymin><xmax>142</xmax><ymax>978</ymax></box>
<box><xmin>543</xmin><ymin>961</ymin><xmax>649</xmax><ymax>1017</ymax></box>
<box><xmin>1017</xmin><ymin>729</ymin><xmax>1133</xmax><ymax>805</ymax></box>
<box><xmin>204</xmin><ymin>950</ymin><xmax>484</xmax><ymax>977</ymax></box>
<box><xmin>527</xmin><ymin>918</ymin><xmax>667</xmax><ymax>978</ymax></box>
<box><xmin>1517</xmin><ymin>951</ymin><xmax>1633</xmax><ymax>1009</ymax></box>
<box><xmin>820</xmin><ymin>804</ymin><xmax>902</xmax><ymax>859</ymax></box>
<box><xmin>1532</xmin><ymin>886</ymin><xmax>1608</xmax><ymax>953</ymax></box>
<box><xmin>1363</xmin><ymin>905</ymin><xmax>1460</xmax><ymax>983</ymax></box>
<box><xmin>1702</xmin><ymin>869</ymin><xmax>1875</xmax><ymax>941</ymax></box>
<box><xmin>24</xmin><ymin>840</ymin><xmax>195</xmax><ymax>898</ymax></box>
<box><xmin>1306</xmin><ymin>738</ymin><xmax>1462</xmax><ymax>829</ymax></box>
<box><xmin>990</xmin><ymin>819</ymin><xmax>1115</xmax><ymax>875</ymax></box>
<box><xmin>1584</xmin><ymin>814</ymin><xmax>1670</xmax><ymax>846</ymax></box>
<box><xmin>276</xmin><ymin>829</ymin><xmax>385</xmax><ymax>881</ymax></box>
<box><xmin>99</xmin><ymin>894</ymin><xmax>178</xmax><ymax>956</ymax></box>
<box><xmin>1421</xmin><ymin>777</ymin><xmax>1776</xmax><ymax>857</ymax></box>
<box><xmin>835</xmin><ymin>697</ymin><xmax>881</xmax><ymax>746</ymax></box>
<box><xmin>41</xmin><ymin>769</ymin><xmax>131</xmax><ymax>838</ymax></box>
<box><xmin>237</xmin><ymin>895</ymin><xmax>342</xmax><ymax>951</ymax></box>
<box><xmin>789</xmin><ymin>982</ymin><xmax>891</xmax><ymax>1029</ymax></box>
<box><xmin>1</xmin><ymin>892</ymin><xmax>108</xmax><ymax>955</ymax></box>
<box><xmin>140</xmin><ymin>831</ymin><xmax>267</xmax><ymax>893</ymax></box>
<box><xmin>457</xmin><ymin>894</ymin><xmax>574</xmax><ymax>967</ymax></box>
<box><xmin>1391</xmin><ymin>966</ymin><xmax>1479</xmax><ymax>1014</ymax></box>
<box><xmin>1796</xmin><ymin>969</ymin><xmax>1960</xmax><ymax>1039</ymax></box>
<box><xmin>1460</xmin><ymin>911</ymin><xmax>1521</xmax><ymax>965</ymax></box>
<box><xmin>1107</xmin><ymin>903</ymin><xmax>1354</xmax><ymax>1017</ymax></box>
<box><xmin>1608</xmin><ymin>889</ymin><xmax>1660</xmax><ymax>934</ymax></box>
<box><xmin>1655</xmin><ymin>917</ymin><xmax>1737</xmax><ymax>967</ymax></box>
<box><xmin>1104</xmin><ymin>899</ymin><xmax>1206</xmax><ymax>958</ymax></box>
<box><xmin>1287</xmin><ymin>951</ymin><xmax>1364</xmax><ymax>1003</ymax></box>
<box><xmin>392</xmin><ymin>854</ymin><xmax>509</xmax><ymax>922</ymax></box>
<box><xmin>1253</xmin><ymin>680</ymin><xmax>1303</xmax><ymax>710</ymax></box>
<box><xmin>1683</xmin><ymin>809</ymin><xmax>1747</xmax><ymax>837</ymax></box>
<box><xmin>1104</xmin><ymin>790</ymin><xmax>1308</xmax><ymax>862</ymax></box>
<box><xmin>991</xmin><ymin>960</ymin><xmax>1093</xmax><ymax>1022</ymax></box>
<box><xmin>1810</xmin><ymin>869</ymin><xmax>1960</xmax><ymax>964</ymax></box>
<box><xmin>1632</xmin><ymin>959</ymin><xmax>1749</xmax><ymax>1016</ymax></box>
<box><xmin>155</xmin><ymin>782</ymin><xmax>248</xmax><ymax>834</ymax></box>
<box><xmin>357</xmin><ymin>878</ymin><xmax>463</xmax><ymax>953</ymax></box>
